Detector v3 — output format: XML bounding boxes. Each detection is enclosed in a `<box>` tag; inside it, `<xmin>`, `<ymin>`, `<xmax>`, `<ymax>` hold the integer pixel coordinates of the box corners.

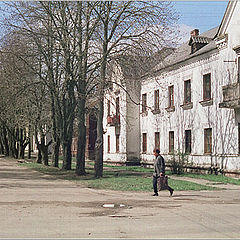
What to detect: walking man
<box><xmin>153</xmin><ymin>149</ymin><xmax>174</xmax><ymax>196</ymax></box>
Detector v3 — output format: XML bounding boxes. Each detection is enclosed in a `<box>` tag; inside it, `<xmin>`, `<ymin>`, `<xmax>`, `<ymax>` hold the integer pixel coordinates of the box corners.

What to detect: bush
<box><xmin>169</xmin><ymin>151</ymin><xmax>189</xmax><ymax>175</ymax></box>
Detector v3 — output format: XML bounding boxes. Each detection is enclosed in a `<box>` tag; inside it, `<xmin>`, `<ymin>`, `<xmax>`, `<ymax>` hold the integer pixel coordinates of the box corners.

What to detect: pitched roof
<box><xmin>116</xmin><ymin>47</ymin><xmax>174</xmax><ymax>79</ymax></box>
<box><xmin>151</xmin><ymin>26</ymin><xmax>219</xmax><ymax>75</ymax></box>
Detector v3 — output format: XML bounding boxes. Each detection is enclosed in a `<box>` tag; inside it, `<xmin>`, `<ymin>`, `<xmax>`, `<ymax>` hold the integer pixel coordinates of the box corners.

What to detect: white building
<box><xmin>103</xmin><ymin>1</ymin><xmax>240</xmax><ymax>172</ymax></box>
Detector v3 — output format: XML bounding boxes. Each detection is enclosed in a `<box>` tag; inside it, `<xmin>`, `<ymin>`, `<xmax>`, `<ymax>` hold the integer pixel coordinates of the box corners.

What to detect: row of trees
<box><xmin>0</xmin><ymin>1</ymin><xmax>178</xmax><ymax>177</ymax></box>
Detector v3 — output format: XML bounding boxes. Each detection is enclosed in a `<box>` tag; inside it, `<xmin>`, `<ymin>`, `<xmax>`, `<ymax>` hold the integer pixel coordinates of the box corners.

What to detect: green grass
<box><xmin>102</xmin><ymin>164</ymin><xmax>240</xmax><ymax>186</ymax></box>
<box><xmin>85</xmin><ymin>175</ymin><xmax>217</xmax><ymax>192</ymax></box>
<box><xmin>181</xmin><ymin>172</ymin><xmax>240</xmax><ymax>185</ymax></box>
<box><xmin>21</xmin><ymin>162</ymin><xmax>218</xmax><ymax>192</ymax></box>
<box><xmin>103</xmin><ymin>164</ymin><xmax>153</xmax><ymax>173</ymax></box>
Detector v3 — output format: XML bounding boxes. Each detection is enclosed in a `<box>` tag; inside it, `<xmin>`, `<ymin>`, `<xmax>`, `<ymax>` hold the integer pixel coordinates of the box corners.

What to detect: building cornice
<box><xmin>215</xmin><ymin>34</ymin><xmax>228</xmax><ymax>50</ymax></box>
<box><xmin>233</xmin><ymin>45</ymin><xmax>240</xmax><ymax>54</ymax></box>
<box><xmin>141</xmin><ymin>47</ymin><xmax>219</xmax><ymax>81</ymax></box>
<box><xmin>216</xmin><ymin>1</ymin><xmax>237</xmax><ymax>38</ymax></box>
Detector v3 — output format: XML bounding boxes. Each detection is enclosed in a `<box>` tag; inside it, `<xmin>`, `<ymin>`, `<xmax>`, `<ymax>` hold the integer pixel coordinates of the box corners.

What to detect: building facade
<box><xmin>103</xmin><ymin>1</ymin><xmax>240</xmax><ymax>172</ymax></box>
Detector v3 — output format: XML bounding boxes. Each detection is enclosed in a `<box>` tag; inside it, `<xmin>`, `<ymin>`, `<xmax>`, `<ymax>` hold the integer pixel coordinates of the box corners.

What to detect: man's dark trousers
<box><xmin>153</xmin><ymin>175</ymin><xmax>174</xmax><ymax>194</ymax></box>
<box><xmin>153</xmin><ymin>176</ymin><xmax>159</xmax><ymax>194</ymax></box>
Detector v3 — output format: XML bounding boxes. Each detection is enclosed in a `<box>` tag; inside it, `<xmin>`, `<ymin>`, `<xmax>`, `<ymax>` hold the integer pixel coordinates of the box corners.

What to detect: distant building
<box><xmin>103</xmin><ymin>1</ymin><xmax>240</xmax><ymax>172</ymax></box>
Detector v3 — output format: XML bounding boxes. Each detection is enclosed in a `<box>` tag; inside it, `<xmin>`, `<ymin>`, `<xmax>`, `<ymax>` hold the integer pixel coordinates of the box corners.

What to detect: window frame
<box><xmin>204</xmin><ymin>128</ymin><xmax>212</xmax><ymax>154</ymax></box>
<box><xmin>154</xmin><ymin>90</ymin><xmax>160</xmax><ymax>111</ymax></box>
<box><xmin>203</xmin><ymin>73</ymin><xmax>211</xmax><ymax>101</ymax></box>
<box><xmin>107</xmin><ymin>100</ymin><xmax>111</xmax><ymax>116</ymax></box>
<box><xmin>184</xmin><ymin>80</ymin><xmax>191</xmax><ymax>104</ymax></box>
<box><xmin>116</xmin><ymin>97</ymin><xmax>120</xmax><ymax>116</ymax></box>
<box><xmin>169</xmin><ymin>131</ymin><xmax>174</xmax><ymax>153</ymax></box>
<box><xmin>238</xmin><ymin>57</ymin><xmax>240</xmax><ymax>82</ymax></box>
<box><xmin>142</xmin><ymin>133</ymin><xmax>147</xmax><ymax>153</ymax></box>
<box><xmin>238</xmin><ymin>123</ymin><xmax>240</xmax><ymax>154</ymax></box>
<box><xmin>116</xmin><ymin>134</ymin><xmax>120</xmax><ymax>153</ymax></box>
<box><xmin>155</xmin><ymin>132</ymin><xmax>160</xmax><ymax>151</ymax></box>
<box><xmin>142</xmin><ymin>93</ymin><xmax>147</xmax><ymax>113</ymax></box>
<box><xmin>107</xmin><ymin>135</ymin><xmax>111</xmax><ymax>153</ymax></box>
<box><xmin>168</xmin><ymin>85</ymin><xmax>174</xmax><ymax>107</ymax></box>
<box><xmin>185</xmin><ymin>130</ymin><xmax>192</xmax><ymax>154</ymax></box>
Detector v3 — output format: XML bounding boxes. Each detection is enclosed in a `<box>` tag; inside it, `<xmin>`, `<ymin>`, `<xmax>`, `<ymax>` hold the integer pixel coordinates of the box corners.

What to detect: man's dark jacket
<box><xmin>153</xmin><ymin>155</ymin><xmax>165</xmax><ymax>177</ymax></box>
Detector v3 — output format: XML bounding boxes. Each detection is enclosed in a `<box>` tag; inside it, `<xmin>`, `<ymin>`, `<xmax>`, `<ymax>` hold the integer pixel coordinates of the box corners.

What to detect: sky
<box><xmin>173</xmin><ymin>1</ymin><xmax>229</xmax><ymax>42</ymax></box>
<box><xmin>0</xmin><ymin>1</ymin><xmax>229</xmax><ymax>42</ymax></box>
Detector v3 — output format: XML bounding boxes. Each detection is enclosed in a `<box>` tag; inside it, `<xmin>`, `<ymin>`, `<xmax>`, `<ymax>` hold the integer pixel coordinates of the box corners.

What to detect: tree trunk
<box><xmin>95</xmin><ymin>98</ymin><xmax>104</xmax><ymax>178</ymax></box>
<box><xmin>94</xmin><ymin>38</ymin><xmax>107</xmax><ymax>177</ymax></box>
<box><xmin>9</xmin><ymin>132</ymin><xmax>17</xmax><ymax>158</ymax></box>
<box><xmin>20</xmin><ymin>146</ymin><xmax>25</xmax><ymax>159</ymax></box>
<box><xmin>51</xmin><ymin>138</ymin><xmax>60</xmax><ymax>168</ymax></box>
<box><xmin>61</xmin><ymin>95</ymin><xmax>74</xmax><ymax>170</ymax></box>
<box><xmin>62</xmin><ymin>140</ymin><xmax>72</xmax><ymax>170</ymax></box>
<box><xmin>2</xmin><ymin>126</ymin><xmax>9</xmax><ymax>156</ymax></box>
<box><xmin>28</xmin><ymin>126</ymin><xmax>32</xmax><ymax>159</ymax></box>
<box><xmin>76</xmin><ymin>98</ymin><xmax>86</xmax><ymax>175</ymax></box>
<box><xmin>28</xmin><ymin>137</ymin><xmax>31</xmax><ymax>159</ymax></box>
<box><xmin>43</xmin><ymin>146</ymin><xmax>49</xmax><ymax>166</ymax></box>
<box><xmin>15</xmin><ymin>128</ymin><xmax>19</xmax><ymax>159</ymax></box>
<box><xmin>50</xmin><ymin>99</ymin><xmax>60</xmax><ymax>168</ymax></box>
<box><xmin>0</xmin><ymin>129</ymin><xmax>3</xmax><ymax>154</ymax></box>
<box><xmin>61</xmin><ymin>113</ymin><xmax>74</xmax><ymax>171</ymax></box>
<box><xmin>37</xmin><ymin>148</ymin><xmax>42</xmax><ymax>164</ymax></box>
<box><xmin>19</xmin><ymin>128</ymin><xmax>25</xmax><ymax>159</ymax></box>
<box><xmin>0</xmin><ymin>137</ymin><xmax>4</xmax><ymax>155</ymax></box>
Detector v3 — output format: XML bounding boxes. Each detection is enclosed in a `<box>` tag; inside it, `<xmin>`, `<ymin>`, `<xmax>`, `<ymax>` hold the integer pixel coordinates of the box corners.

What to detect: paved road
<box><xmin>1</xmin><ymin>157</ymin><xmax>240</xmax><ymax>239</ymax></box>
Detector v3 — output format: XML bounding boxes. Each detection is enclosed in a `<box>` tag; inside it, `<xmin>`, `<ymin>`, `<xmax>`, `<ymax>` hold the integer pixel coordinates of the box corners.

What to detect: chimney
<box><xmin>190</xmin><ymin>29</ymin><xmax>199</xmax><ymax>37</ymax></box>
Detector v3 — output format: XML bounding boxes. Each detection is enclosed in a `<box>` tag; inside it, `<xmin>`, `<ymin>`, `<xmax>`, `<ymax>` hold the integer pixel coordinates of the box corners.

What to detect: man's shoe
<box><xmin>152</xmin><ymin>193</ymin><xmax>158</xmax><ymax>196</ymax></box>
<box><xmin>170</xmin><ymin>189</ymin><xmax>174</xmax><ymax>196</ymax></box>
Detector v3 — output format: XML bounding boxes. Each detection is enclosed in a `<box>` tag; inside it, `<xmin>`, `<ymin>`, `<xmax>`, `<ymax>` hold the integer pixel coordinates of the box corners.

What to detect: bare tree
<box><xmin>93</xmin><ymin>1</ymin><xmax>178</xmax><ymax>177</ymax></box>
<box><xmin>0</xmin><ymin>1</ymin><xmax>178</xmax><ymax>177</ymax></box>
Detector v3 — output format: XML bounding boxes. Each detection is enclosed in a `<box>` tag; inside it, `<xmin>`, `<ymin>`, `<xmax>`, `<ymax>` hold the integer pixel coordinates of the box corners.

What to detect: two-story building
<box><xmin>103</xmin><ymin>1</ymin><xmax>240</xmax><ymax>172</ymax></box>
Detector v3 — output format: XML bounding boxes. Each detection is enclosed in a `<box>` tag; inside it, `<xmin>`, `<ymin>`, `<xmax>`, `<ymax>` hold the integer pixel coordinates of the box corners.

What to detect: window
<box><xmin>154</xmin><ymin>90</ymin><xmax>159</xmax><ymax>111</ymax></box>
<box><xmin>238</xmin><ymin>123</ymin><xmax>240</xmax><ymax>154</ymax></box>
<box><xmin>168</xmin><ymin>86</ymin><xmax>174</xmax><ymax>107</ymax></box>
<box><xmin>116</xmin><ymin>97</ymin><xmax>120</xmax><ymax>116</ymax></box>
<box><xmin>142</xmin><ymin>94</ymin><xmax>147</xmax><ymax>113</ymax></box>
<box><xmin>116</xmin><ymin>134</ymin><xmax>119</xmax><ymax>153</ymax></box>
<box><xmin>107</xmin><ymin>100</ymin><xmax>110</xmax><ymax>116</ymax></box>
<box><xmin>142</xmin><ymin>133</ymin><xmax>147</xmax><ymax>153</ymax></box>
<box><xmin>116</xmin><ymin>97</ymin><xmax>120</xmax><ymax>124</ymax></box>
<box><xmin>238</xmin><ymin>57</ymin><xmax>240</xmax><ymax>82</ymax></box>
<box><xmin>203</xmin><ymin>73</ymin><xmax>211</xmax><ymax>100</ymax></box>
<box><xmin>155</xmin><ymin>132</ymin><xmax>160</xmax><ymax>151</ymax></box>
<box><xmin>169</xmin><ymin>131</ymin><xmax>174</xmax><ymax>153</ymax></box>
<box><xmin>107</xmin><ymin>135</ymin><xmax>110</xmax><ymax>153</ymax></box>
<box><xmin>184</xmin><ymin>80</ymin><xmax>191</xmax><ymax>104</ymax></box>
<box><xmin>185</xmin><ymin>130</ymin><xmax>192</xmax><ymax>154</ymax></box>
<box><xmin>204</xmin><ymin>128</ymin><xmax>212</xmax><ymax>154</ymax></box>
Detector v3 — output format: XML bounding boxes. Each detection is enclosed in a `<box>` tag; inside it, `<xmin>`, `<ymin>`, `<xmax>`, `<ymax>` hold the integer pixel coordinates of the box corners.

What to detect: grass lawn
<box><xmin>181</xmin><ymin>172</ymin><xmax>240</xmax><ymax>185</ymax></box>
<box><xmin>21</xmin><ymin>161</ymin><xmax>219</xmax><ymax>192</ymax></box>
<box><xmin>99</xmin><ymin>163</ymin><xmax>240</xmax><ymax>186</ymax></box>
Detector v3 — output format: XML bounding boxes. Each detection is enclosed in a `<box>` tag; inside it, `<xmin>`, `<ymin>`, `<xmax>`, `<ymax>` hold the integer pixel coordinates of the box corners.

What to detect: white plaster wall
<box><xmin>103</xmin><ymin>2</ymin><xmax>240</xmax><ymax>170</ymax></box>
<box><xmin>126</xmin><ymin>79</ymin><xmax>141</xmax><ymax>161</ymax></box>
<box><xmin>140</xmin><ymin>46</ymin><xmax>240</xmax><ymax>170</ymax></box>
<box><xmin>103</xmin><ymin>65</ymin><xmax>128</xmax><ymax>163</ymax></box>
<box><xmin>226</xmin><ymin>2</ymin><xmax>240</xmax><ymax>50</ymax></box>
